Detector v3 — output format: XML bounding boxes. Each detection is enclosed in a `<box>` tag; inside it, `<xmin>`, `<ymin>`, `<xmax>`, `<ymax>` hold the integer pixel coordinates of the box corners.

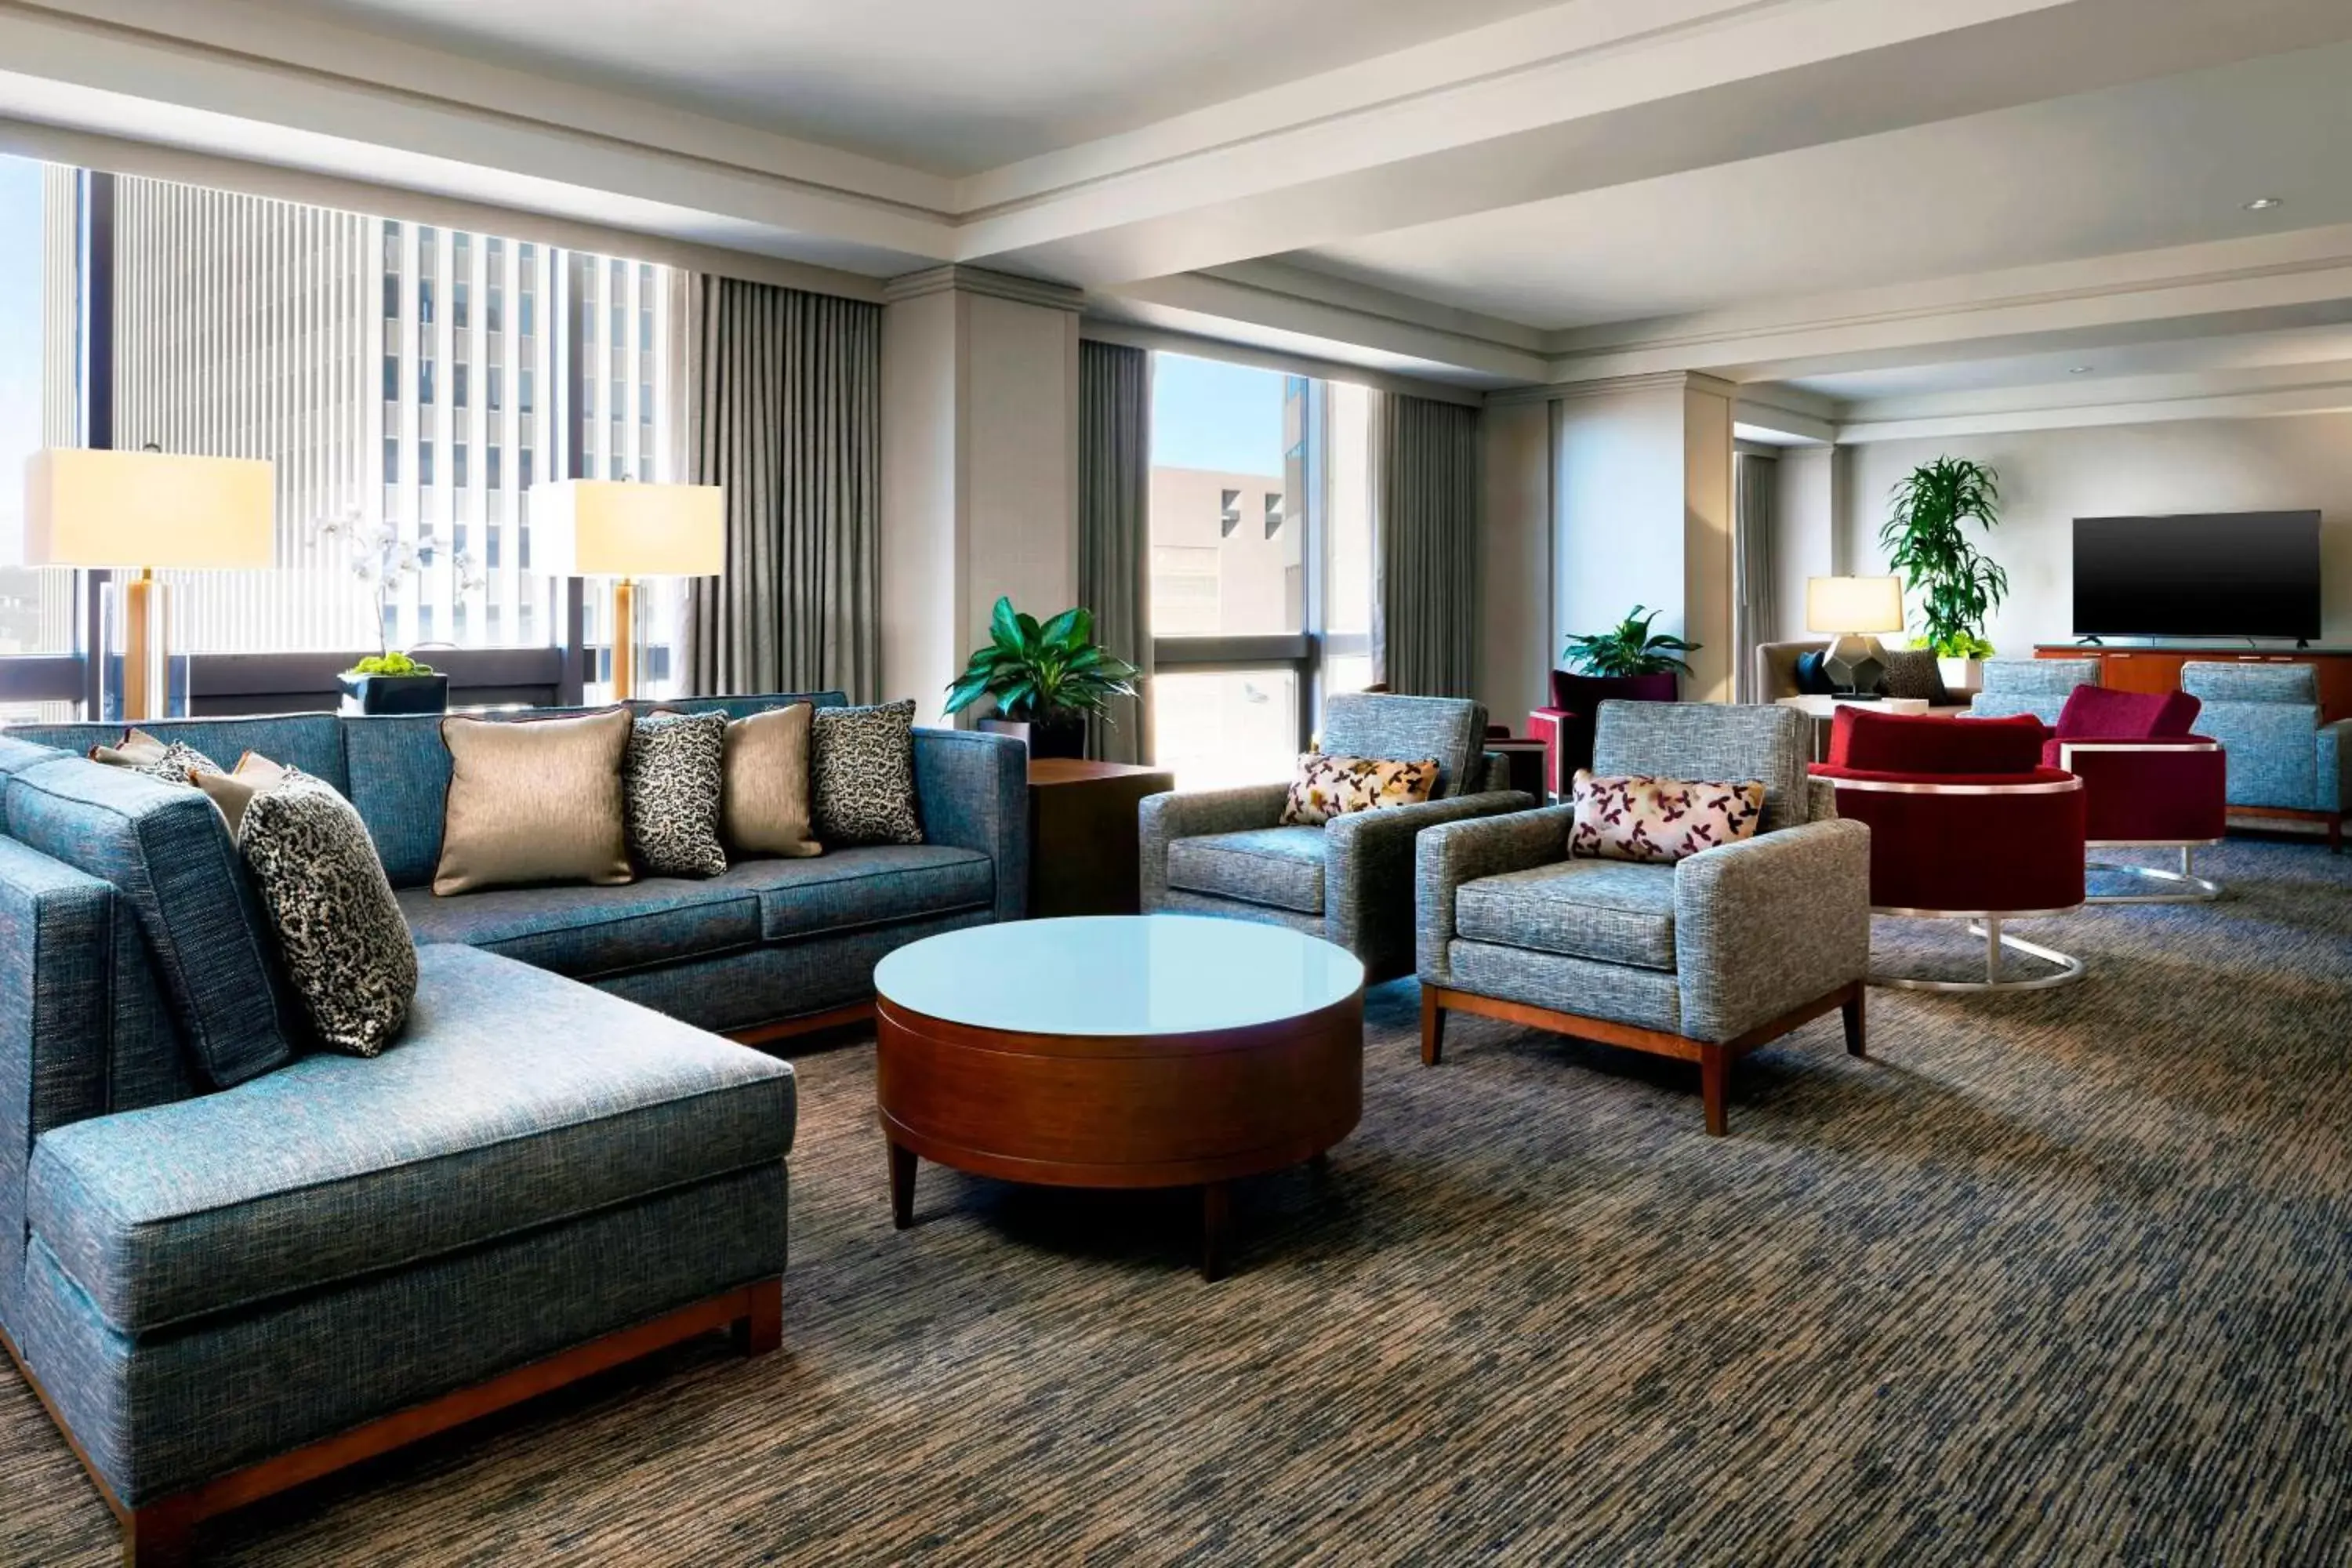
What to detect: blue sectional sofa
<box><xmin>0</xmin><ymin>692</ymin><xmax>1029</xmax><ymax>1563</ymax></box>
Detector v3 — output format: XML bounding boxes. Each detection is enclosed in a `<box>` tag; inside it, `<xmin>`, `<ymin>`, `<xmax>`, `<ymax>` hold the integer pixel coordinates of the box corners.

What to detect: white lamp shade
<box><xmin>1805</xmin><ymin>575</ymin><xmax>1905</xmax><ymax>636</ymax></box>
<box><xmin>24</xmin><ymin>448</ymin><xmax>276</xmax><ymax>569</ymax></box>
<box><xmin>530</xmin><ymin>480</ymin><xmax>724</xmax><ymax>578</ymax></box>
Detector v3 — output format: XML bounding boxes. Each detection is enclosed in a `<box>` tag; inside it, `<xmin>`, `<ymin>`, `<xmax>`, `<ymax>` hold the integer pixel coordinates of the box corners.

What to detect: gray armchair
<box><xmin>2180</xmin><ymin>661</ymin><xmax>2347</xmax><ymax>852</ymax></box>
<box><xmin>1416</xmin><ymin>701</ymin><xmax>1871</xmax><ymax>1135</ymax></box>
<box><xmin>1140</xmin><ymin>693</ymin><xmax>1533</xmax><ymax>979</ymax></box>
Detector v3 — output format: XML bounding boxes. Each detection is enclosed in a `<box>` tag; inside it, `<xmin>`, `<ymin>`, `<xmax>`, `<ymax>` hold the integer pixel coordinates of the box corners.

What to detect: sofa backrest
<box><xmin>1593</xmin><ymin>701</ymin><xmax>1811</xmax><ymax>832</ymax></box>
<box><xmin>6</xmin><ymin>713</ymin><xmax>350</xmax><ymax>794</ymax></box>
<box><xmin>1319</xmin><ymin>693</ymin><xmax>1489</xmax><ymax>799</ymax></box>
<box><xmin>1830</xmin><ymin>708</ymin><xmax>2046</xmax><ymax>775</ymax></box>
<box><xmin>1969</xmin><ymin>658</ymin><xmax>2095</xmax><ymax>725</ymax></box>
<box><xmin>2053</xmin><ymin>684</ymin><xmax>2200</xmax><ymax>740</ymax></box>
<box><xmin>1753</xmin><ymin>641</ymin><xmax>1828</xmax><ymax>702</ymax></box>
<box><xmin>2179</xmin><ymin>661</ymin><xmax>2318</xmax><ymax>706</ymax></box>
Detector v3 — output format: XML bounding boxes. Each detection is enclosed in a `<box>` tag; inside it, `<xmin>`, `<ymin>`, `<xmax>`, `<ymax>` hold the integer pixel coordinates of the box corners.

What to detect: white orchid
<box><xmin>312</xmin><ymin>507</ymin><xmax>488</xmax><ymax>657</ymax></box>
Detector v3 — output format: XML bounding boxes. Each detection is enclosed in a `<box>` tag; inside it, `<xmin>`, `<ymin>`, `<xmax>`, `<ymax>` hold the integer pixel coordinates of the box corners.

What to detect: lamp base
<box><xmin>1821</xmin><ymin>633</ymin><xmax>1886</xmax><ymax>697</ymax></box>
<box><xmin>100</xmin><ymin>575</ymin><xmax>189</xmax><ymax>723</ymax></box>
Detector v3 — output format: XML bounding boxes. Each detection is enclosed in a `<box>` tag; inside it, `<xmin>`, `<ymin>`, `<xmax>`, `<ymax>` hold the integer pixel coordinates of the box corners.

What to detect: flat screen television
<box><xmin>2072</xmin><ymin>511</ymin><xmax>2321</xmax><ymax>640</ymax></box>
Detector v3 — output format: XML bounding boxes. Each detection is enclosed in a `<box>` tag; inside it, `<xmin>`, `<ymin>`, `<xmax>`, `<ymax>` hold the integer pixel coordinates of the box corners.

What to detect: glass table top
<box><xmin>873</xmin><ymin>916</ymin><xmax>1365</xmax><ymax>1037</ymax></box>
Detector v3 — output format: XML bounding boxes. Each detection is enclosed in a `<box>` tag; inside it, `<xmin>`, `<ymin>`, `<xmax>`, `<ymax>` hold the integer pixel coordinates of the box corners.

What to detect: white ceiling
<box><xmin>1288</xmin><ymin>40</ymin><xmax>2352</xmax><ymax>331</ymax></box>
<box><xmin>260</xmin><ymin>0</ymin><xmax>1559</xmax><ymax>175</ymax></box>
<box><xmin>1794</xmin><ymin>321</ymin><xmax>2352</xmax><ymax>408</ymax></box>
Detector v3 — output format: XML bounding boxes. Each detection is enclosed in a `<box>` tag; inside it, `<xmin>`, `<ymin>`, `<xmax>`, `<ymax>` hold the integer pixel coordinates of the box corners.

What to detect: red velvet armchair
<box><xmin>2043</xmin><ymin>685</ymin><xmax>2227</xmax><ymax>902</ymax></box>
<box><xmin>1812</xmin><ymin>708</ymin><xmax>2088</xmax><ymax>991</ymax></box>
<box><xmin>1527</xmin><ymin>671</ymin><xmax>1677</xmax><ymax>798</ymax></box>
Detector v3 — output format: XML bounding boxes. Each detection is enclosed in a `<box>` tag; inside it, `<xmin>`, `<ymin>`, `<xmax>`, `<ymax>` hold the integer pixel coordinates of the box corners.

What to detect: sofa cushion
<box><xmin>399</xmin><ymin>878</ymin><xmax>763</xmax><ymax>978</ymax></box>
<box><xmin>1456</xmin><ymin>857</ymin><xmax>1678</xmax><ymax>971</ymax></box>
<box><xmin>1165</xmin><ymin>826</ymin><xmax>1327</xmax><ymax>914</ymax></box>
<box><xmin>5</xmin><ymin>757</ymin><xmax>297</xmax><ymax>1087</ymax></box>
<box><xmin>2055</xmin><ymin>684</ymin><xmax>2200</xmax><ymax>740</ymax></box>
<box><xmin>434</xmin><ymin>708</ymin><xmax>634</xmax><ymax>895</ymax></box>
<box><xmin>25</xmin><ymin>943</ymin><xmax>793</xmax><ymax>1334</ymax></box>
<box><xmin>720</xmin><ymin>845</ymin><xmax>995</xmax><ymax>941</ymax></box>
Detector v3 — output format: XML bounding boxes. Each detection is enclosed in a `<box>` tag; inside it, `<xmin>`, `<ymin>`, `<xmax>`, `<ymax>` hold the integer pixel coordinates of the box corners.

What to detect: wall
<box><xmin>1770</xmin><ymin>445</ymin><xmax>1836</xmax><ymax>644</ymax></box>
<box><xmin>1476</xmin><ymin>397</ymin><xmax>1552</xmax><ymax>725</ymax></box>
<box><xmin>1554</xmin><ymin>383</ymin><xmax>1689</xmax><ymax>666</ymax></box>
<box><xmin>1831</xmin><ymin>416</ymin><xmax>2352</xmax><ymax>652</ymax></box>
<box><xmin>1681</xmin><ymin>380</ymin><xmax>1735</xmax><ymax>701</ymax></box>
<box><xmin>878</xmin><ymin>289</ymin><xmax>962</xmax><ymax>724</ymax></box>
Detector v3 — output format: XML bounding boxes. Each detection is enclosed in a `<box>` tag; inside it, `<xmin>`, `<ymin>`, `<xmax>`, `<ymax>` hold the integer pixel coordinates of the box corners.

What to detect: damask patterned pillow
<box><xmin>89</xmin><ymin>728</ymin><xmax>224</xmax><ymax>784</ymax></box>
<box><xmin>1279</xmin><ymin>752</ymin><xmax>1442</xmax><ymax>827</ymax></box>
<box><xmin>1568</xmin><ymin>769</ymin><xmax>1766</xmax><ymax>865</ymax></box>
<box><xmin>626</xmin><ymin>710</ymin><xmax>730</xmax><ymax>877</ymax></box>
<box><xmin>230</xmin><ymin>768</ymin><xmax>418</xmax><ymax>1058</ymax></box>
<box><xmin>1876</xmin><ymin>648</ymin><xmax>1950</xmax><ymax>704</ymax></box>
<box><xmin>811</xmin><ymin>699</ymin><xmax>924</xmax><ymax>847</ymax></box>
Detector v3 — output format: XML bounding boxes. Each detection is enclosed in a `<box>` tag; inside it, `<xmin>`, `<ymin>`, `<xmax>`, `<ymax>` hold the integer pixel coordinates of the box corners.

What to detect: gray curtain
<box><xmin>1077</xmin><ymin>341</ymin><xmax>1152</xmax><ymax>762</ymax></box>
<box><xmin>1733</xmin><ymin>450</ymin><xmax>1777</xmax><ymax>703</ymax></box>
<box><xmin>1370</xmin><ymin>390</ymin><xmax>1481</xmax><ymax>698</ymax></box>
<box><xmin>684</xmin><ymin>277</ymin><xmax>881</xmax><ymax>702</ymax></box>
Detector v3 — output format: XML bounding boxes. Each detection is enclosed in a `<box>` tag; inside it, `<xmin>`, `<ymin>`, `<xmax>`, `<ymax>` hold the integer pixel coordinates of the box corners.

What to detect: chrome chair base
<box><xmin>1871</xmin><ymin>913</ymin><xmax>2088</xmax><ymax>993</ymax></box>
<box><xmin>2085</xmin><ymin>844</ymin><xmax>2223</xmax><ymax>905</ymax></box>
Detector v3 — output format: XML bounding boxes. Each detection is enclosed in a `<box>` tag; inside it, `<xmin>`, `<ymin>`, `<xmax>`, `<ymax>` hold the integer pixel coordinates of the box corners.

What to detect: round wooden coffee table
<box><xmin>873</xmin><ymin>915</ymin><xmax>1365</xmax><ymax>1280</ymax></box>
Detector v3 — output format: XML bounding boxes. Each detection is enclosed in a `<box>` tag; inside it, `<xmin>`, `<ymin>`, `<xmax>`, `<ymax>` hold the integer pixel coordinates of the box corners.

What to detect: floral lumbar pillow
<box><xmin>1568</xmin><ymin>769</ymin><xmax>1766</xmax><ymax>865</ymax></box>
<box><xmin>198</xmin><ymin>755</ymin><xmax>418</xmax><ymax>1058</ymax></box>
<box><xmin>1280</xmin><ymin>753</ymin><xmax>1442</xmax><ymax>827</ymax></box>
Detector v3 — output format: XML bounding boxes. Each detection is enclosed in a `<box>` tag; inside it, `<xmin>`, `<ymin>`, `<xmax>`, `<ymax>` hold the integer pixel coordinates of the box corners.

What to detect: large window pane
<box><xmin>0</xmin><ymin>156</ymin><xmax>77</xmax><ymax>682</ymax></box>
<box><xmin>1152</xmin><ymin>670</ymin><xmax>1299</xmax><ymax>790</ymax></box>
<box><xmin>1149</xmin><ymin>354</ymin><xmax>1300</xmax><ymax>637</ymax></box>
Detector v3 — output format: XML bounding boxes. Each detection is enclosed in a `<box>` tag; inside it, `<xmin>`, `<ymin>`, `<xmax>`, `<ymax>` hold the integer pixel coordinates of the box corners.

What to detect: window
<box><xmin>452</xmin><ymin>362</ymin><xmax>469</xmax><ymax>409</ymax></box>
<box><xmin>0</xmin><ymin>156</ymin><xmax>78</xmax><ymax>720</ymax></box>
<box><xmin>487</xmin><ymin>365</ymin><xmax>503</xmax><ymax>411</ymax></box>
<box><xmin>1147</xmin><ymin>354</ymin><xmax>1372</xmax><ymax>787</ymax></box>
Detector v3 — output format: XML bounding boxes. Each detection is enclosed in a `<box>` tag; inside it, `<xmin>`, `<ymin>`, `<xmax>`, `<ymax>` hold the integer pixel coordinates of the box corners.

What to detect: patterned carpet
<box><xmin>4</xmin><ymin>837</ymin><xmax>2349</xmax><ymax>1566</ymax></box>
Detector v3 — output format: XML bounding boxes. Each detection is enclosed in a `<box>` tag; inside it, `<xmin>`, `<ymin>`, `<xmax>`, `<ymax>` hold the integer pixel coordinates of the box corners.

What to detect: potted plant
<box><xmin>1878</xmin><ymin>456</ymin><xmax>2009</xmax><ymax>694</ymax></box>
<box><xmin>1560</xmin><ymin>605</ymin><xmax>1698</xmax><ymax>694</ymax></box>
<box><xmin>945</xmin><ymin>597</ymin><xmax>1140</xmax><ymax>760</ymax></box>
<box><xmin>314</xmin><ymin>510</ymin><xmax>482</xmax><ymax>715</ymax></box>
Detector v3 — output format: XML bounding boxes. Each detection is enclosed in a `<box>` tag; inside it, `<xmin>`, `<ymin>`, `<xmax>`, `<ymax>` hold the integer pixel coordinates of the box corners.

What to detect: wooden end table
<box><xmin>873</xmin><ymin>916</ymin><xmax>1365</xmax><ymax>1280</ymax></box>
<box><xmin>1026</xmin><ymin>758</ymin><xmax>1175</xmax><ymax>917</ymax></box>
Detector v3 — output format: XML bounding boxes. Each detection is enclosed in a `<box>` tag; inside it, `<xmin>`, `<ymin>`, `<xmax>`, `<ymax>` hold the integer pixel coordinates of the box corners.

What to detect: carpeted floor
<box><xmin>5</xmin><ymin>837</ymin><xmax>2350</xmax><ymax>1566</ymax></box>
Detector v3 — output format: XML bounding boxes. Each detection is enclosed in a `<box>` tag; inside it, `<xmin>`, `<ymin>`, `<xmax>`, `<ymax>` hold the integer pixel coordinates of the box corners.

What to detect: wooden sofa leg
<box><xmin>1842</xmin><ymin>985</ymin><xmax>1867</xmax><ymax>1058</ymax></box>
<box><xmin>122</xmin><ymin>1497</ymin><xmax>195</xmax><ymax>1568</ymax></box>
<box><xmin>2331</xmin><ymin>813</ymin><xmax>2343</xmax><ymax>855</ymax></box>
<box><xmin>733</xmin><ymin>1278</ymin><xmax>782</xmax><ymax>1357</ymax></box>
<box><xmin>1420</xmin><ymin>987</ymin><xmax>1446</xmax><ymax>1066</ymax></box>
<box><xmin>1700</xmin><ymin>1045</ymin><xmax>1729</xmax><ymax>1137</ymax></box>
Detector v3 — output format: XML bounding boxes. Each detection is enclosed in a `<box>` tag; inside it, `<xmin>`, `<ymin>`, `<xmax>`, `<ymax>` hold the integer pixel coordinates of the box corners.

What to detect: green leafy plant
<box><xmin>349</xmin><ymin>652</ymin><xmax>437</xmax><ymax>677</ymax></box>
<box><xmin>1561</xmin><ymin>606</ymin><xmax>1699</xmax><ymax>677</ymax></box>
<box><xmin>945</xmin><ymin>597</ymin><xmax>1140</xmax><ymax>728</ymax></box>
<box><xmin>1879</xmin><ymin>457</ymin><xmax>2008</xmax><ymax>658</ymax></box>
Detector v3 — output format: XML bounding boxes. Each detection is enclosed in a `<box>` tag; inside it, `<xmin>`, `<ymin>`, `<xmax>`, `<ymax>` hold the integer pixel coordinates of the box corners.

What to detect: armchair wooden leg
<box><xmin>1420</xmin><ymin>985</ymin><xmax>1446</xmax><ymax>1066</ymax></box>
<box><xmin>1700</xmin><ymin>1045</ymin><xmax>1729</xmax><ymax>1137</ymax></box>
<box><xmin>2331</xmin><ymin>813</ymin><xmax>2342</xmax><ymax>855</ymax></box>
<box><xmin>1842</xmin><ymin>985</ymin><xmax>1867</xmax><ymax>1058</ymax></box>
<box><xmin>122</xmin><ymin>1497</ymin><xmax>195</xmax><ymax>1568</ymax></box>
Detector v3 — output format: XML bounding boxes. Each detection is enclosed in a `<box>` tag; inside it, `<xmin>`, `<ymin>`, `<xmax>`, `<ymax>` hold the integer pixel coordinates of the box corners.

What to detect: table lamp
<box><xmin>1805</xmin><ymin>575</ymin><xmax>1906</xmax><ymax>696</ymax></box>
<box><xmin>24</xmin><ymin>447</ymin><xmax>277</xmax><ymax>721</ymax></box>
<box><xmin>533</xmin><ymin>479</ymin><xmax>724</xmax><ymax>699</ymax></box>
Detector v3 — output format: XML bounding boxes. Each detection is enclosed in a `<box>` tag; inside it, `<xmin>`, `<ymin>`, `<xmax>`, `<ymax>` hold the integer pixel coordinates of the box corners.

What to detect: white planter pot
<box><xmin>1936</xmin><ymin>656</ymin><xmax>1984</xmax><ymax>696</ymax></box>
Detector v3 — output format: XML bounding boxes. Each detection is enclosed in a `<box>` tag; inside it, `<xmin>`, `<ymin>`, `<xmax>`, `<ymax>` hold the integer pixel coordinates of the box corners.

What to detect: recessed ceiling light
<box><xmin>2068</xmin><ymin>365</ymin><xmax>2093</xmax><ymax>375</ymax></box>
<box><xmin>2245</xmin><ymin>196</ymin><xmax>2285</xmax><ymax>210</ymax></box>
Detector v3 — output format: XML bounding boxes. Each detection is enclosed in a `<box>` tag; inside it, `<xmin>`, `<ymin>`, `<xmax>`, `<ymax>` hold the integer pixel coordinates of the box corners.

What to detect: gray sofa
<box><xmin>1414</xmin><ymin>702</ymin><xmax>1871</xmax><ymax>1134</ymax></box>
<box><xmin>0</xmin><ymin>692</ymin><xmax>1026</xmax><ymax>1562</ymax></box>
<box><xmin>1138</xmin><ymin>693</ymin><xmax>1530</xmax><ymax>980</ymax></box>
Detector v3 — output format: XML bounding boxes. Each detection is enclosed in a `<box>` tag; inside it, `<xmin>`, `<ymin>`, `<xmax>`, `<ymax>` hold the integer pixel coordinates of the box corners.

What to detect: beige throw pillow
<box><xmin>434</xmin><ymin>708</ymin><xmax>634</xmax><ymax>896</ymax></box>
<box><xmin>722</xmin><ymin>702</ymin><xmax>823</xmax><ymax>858</ymax></box>
<box><xmin>194</xmin><ymin>751</ymin><xmax>293</xmax><ymax>838</ymax></box>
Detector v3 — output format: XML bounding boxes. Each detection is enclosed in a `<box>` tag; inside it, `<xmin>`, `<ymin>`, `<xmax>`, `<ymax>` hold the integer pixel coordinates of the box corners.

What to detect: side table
<box><xmin>1027</xmin><ymin>759</ymin><xmax>1176</xmax><ymax>917</ymax></box>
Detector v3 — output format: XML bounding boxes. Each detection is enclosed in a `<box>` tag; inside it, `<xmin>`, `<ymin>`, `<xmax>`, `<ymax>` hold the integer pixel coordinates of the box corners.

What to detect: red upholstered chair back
<box><xmin>1827</xmin><ymin>708</ymin><xmax>2046</xmax><ymax>775</ymax></box>
<box><xmin>2053</xmin><ymin>684</ymin><xmax>2201</xmax><ymax>739</ymax></box>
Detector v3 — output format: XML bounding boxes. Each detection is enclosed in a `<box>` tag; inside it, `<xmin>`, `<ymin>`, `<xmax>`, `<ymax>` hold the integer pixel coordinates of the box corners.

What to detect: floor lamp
<box><xmin>24</xmin><ymin>448</ymin><xmax>277</xmax><ymax>722</ymax></box>
<box><xmin>533</xmin><ymin>479</ymin><xmax>725</xmax><ymax>700</ymax></box>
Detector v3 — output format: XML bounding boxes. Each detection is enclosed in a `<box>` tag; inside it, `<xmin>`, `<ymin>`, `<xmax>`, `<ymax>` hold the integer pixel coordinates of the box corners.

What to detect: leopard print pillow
<box><xmin>1568</xmin><ymin>769</ymin><xmax>1766</xmax><ymax>865</ymax></box>
<box><xmin>626</xmin><ymin>710</ymin><xmax>729</xmax><ymax>878</ymax></box>
<box><xmin>236</xmin><ymin>771</ymin><xmax>418</xmax><ymax>1058</ymax></box>
<box><xmin>811</xmin><ymin>699</ymin><xmax>924</xmax><ymax>847</ymax></box>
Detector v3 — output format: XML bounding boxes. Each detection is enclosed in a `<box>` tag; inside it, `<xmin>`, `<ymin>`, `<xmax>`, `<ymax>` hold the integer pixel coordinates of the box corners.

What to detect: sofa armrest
<box><xmin>1674</xmin><ymin>819</ymin><xmax>1871</xmax><ymax>1043</ymax></box>
<box><xmin>2321</xmin><ymin>719</ymin><xmax>2351</xmax><ymax>812</ymax></box>
<box><xmin>1413</xmin><ymin>804</ymin><xmax>1576</xmax><ymax>984</ymax></box>
<box><xmin>1138</xmin><ymin>783</ymin><xmax>1291</xmax><ymax>912</ymax></box>
<box><xmin>1323</xmin><ymin>789</ymin><xmax>1534</xmax><ymax>974</ymax></box>
<box><xmin>913</xmin><ymin>728</ymin><xmax>1030</xmax><ymax>921</ymax></box>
